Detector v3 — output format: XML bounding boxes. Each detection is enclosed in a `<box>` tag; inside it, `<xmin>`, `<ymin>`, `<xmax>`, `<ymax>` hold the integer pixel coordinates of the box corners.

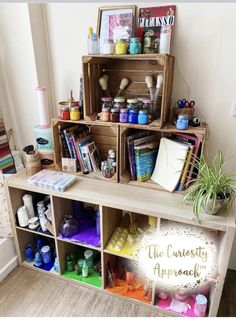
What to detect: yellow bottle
<box><xmin>115</xmin><ymin>39</ymin><xmax>127</xmax><ymax>55</ymax></box>
<box><xmin>70</xmin><ymin>107</ymin><xmax>80</xmax><ymax>121</ymax></box>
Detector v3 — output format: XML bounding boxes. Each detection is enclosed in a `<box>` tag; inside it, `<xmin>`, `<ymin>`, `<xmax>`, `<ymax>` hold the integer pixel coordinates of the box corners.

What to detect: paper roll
<box><xmin>36</xmin><ymin>87</ymin><xmax>50</xmax><ymax>128</ymax></box>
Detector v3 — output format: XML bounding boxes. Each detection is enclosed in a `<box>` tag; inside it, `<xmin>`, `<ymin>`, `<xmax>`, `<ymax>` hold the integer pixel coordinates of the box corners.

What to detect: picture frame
<box><xmin>97</xmin><ymin>5</ymin><xmax>136</xmax><ymax>50</ymax></box>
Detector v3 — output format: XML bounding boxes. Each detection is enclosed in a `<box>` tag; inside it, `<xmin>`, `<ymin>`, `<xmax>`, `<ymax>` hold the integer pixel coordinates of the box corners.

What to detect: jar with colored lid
<box><xmin>127</xmin><ymin>98</ymin><xmax>139</xmax><ymax>111</ymax></box>
<box><xmin>138</xmin><ymin>110</ymin><xmax>149</xmax><ymax>125</ymax></box>
<box><xmin>176</xmin><ymin>115</ymin><xmax>189</xmax><ymax>130</ymax></box>
<box><xmin>101</xmin><ymin>97</ymin><xmax>113</xmax><ymax>110</ymax></box>
<box><xmin>70</xmin><ymin>107</ymin><xmax>80</xmax><ymax>121</ymax></box>
<box><xmin>114</xmin><ymin>96</ymin><xmax>126</xmax><ymax>109</ymax></box>
<box><xmin>115</xmin><ymin>39</ymin><xmax>127</xmax><ymax>55</ymax></box>
<box><xmin>119</xmin><ymin>108</ymin><xmax>129</xmax><ymax>123</ymax></box>
<box><xmin>100</xmin><ymin>107</ymin><xmax>111</xmax><ymax>122</ymax></box>
<box><xmin>143</xmin><ymin>98</ymin><xmax>153</xmax><ymax>122</ymax></box>
<box><xmin>102</xmin><ymin>39</ymin><xmax>115</xmax><ymax>55</ymax></box>
<box><xmin>110</xmin><ymin>108</ymin><xmax>119</xmax><ymax>122</ymax></box>
<box><xmin>128</xmin><ymin>109</ymin><xmax>138</xmax><ymax>124</ymax></box>
<box><xmin>130</xmin><ymin>37</ymin><xmax>142</xmax><ymax>54</ymax></box>
<box><xmin>60</xmin><ymin>106</ymin><xmax>70</xmax><ymax>120</ymax></box>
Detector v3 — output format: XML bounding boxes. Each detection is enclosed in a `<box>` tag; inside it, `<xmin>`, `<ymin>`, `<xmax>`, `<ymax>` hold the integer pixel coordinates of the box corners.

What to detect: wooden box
<box><xmin>52</xmin><ymin>119</ymin><xmax>119</xmax><ymax>182</ymax></box>
<box><xmin>119</xmin><ymin>124</ymin><xmax>207</xmax><ymax>191</ymax></box>
<box><xmin>82</xmin><ymin>54</ymin><xmax>175</xmax><ymax>128</ymax></box>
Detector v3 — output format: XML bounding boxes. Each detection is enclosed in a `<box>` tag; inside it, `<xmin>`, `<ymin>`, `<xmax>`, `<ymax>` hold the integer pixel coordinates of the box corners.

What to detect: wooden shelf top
<box><xmin>6</xmin><ymin>171</ymin><xmax>235</xmax><ymax>232</ymax></box>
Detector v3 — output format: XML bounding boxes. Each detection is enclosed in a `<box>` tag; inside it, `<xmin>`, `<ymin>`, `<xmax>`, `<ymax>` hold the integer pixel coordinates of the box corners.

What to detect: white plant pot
<box><xmin>201</xmin><ymin>198</ymin><xmax>226</xmax><ymax>215</ymax></box>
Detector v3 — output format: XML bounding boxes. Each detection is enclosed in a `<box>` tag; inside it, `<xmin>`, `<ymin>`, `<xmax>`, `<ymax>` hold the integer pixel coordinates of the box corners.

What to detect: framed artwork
<box><xmin>97</xmin><ymin>5</ymin><xmax>136</xmax><ymax>49</ymax></box>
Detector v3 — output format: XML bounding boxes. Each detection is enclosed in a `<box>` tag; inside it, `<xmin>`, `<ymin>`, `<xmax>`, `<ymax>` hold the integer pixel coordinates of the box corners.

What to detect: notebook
<box><xmin>151</xmin><ymin>137</ymin><xmax>189</xmax><ymax>192</ymax></box>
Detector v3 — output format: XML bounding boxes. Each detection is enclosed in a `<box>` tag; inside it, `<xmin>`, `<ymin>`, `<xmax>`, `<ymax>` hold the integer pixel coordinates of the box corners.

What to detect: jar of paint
<box><xmin>115</xmin><ymin>39</ymin><xmax>127</xmax><ymax>55</ymax></box>
<box><xmin>101</xmin><ymin>97</ymin><xmax>113</xmax><ymax>110</ymax></box>
<box><xmin>119</xmin><ymin>108</ymin><xmax>129</xmax><ymax>123</ymax></box>
<box><xmin>176</xmin><ymin>115</ymin><xmax>189</xmax><ymax>130</ymax></box>
<box><xmin>110</xmin><ymin>108</ymin><xmax>119</xmax><ymax>122</ymax></box>
<box><xmin>194</xmin><ymin>294</ymin><xmax>208</xmax><ymax>317</ymax></box>
<box><xmin>70</xmin><ymin>107</ymin><xmax>80</xmax><ymax>121</ymax></box>
<box><xmin>138</xmin><ymin>110</ymin><xmax>148</xmax><ymax>125</ymax></box>
<box><xmin>41</xmin><ymin>245</ymin><xmax>51</xmax><ymax>264</ymax></box>
<box><xmin>84</xmin><ymin>249</ymin><xmax>93</xmax><ymax>267</ymax></box>
<box><xmin>128</xmin><ymin>109</ymin><xmax>138</xmax><ymax>124</ymax></box>
<box><xmin>129</xmin><ymin>37</ymin><xmax>142</xmax><ymax>54</ymax></box>
<box><xmin>100</xmin><ymin>107</ymin><xmax>111</xmax><ymax>122</ymax></box>
<box><xmin>113</xmin><ymin>97</ymin><xmax>126</xmax><ymax>110</ymax></box>
<box><xmin>60</xmin><ymin>106</ymin><xmax>70</xmax><ymax>120</ymax></box>
<box><xmin>102</xmin><ymin>39</ymin><xmax>115</xmax><ymax>55</ymax></box>
<box><xmin>127</xmin><ymin>98</ymin><xmax>139</xmax><ymax>111</ymax></box>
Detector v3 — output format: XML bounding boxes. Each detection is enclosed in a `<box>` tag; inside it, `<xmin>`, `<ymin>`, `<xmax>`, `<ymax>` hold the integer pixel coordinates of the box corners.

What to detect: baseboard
<box><xmin>0</xmin><ymin>256</ymin><xmax>18</xmax><ymax>282</ymax></box>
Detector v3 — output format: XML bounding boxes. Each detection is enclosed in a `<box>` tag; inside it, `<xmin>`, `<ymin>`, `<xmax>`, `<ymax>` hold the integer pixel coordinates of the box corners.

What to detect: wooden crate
<box><xmin>52</xmin><ymin>119</ymin><xmax>119</xmax><ymax>183</ymax></box>
<box><xmin>119</xmin><ymin>124</ymin><xmax>207</xmax><ymax>191</ymax></box>
<box><xmin>82</xmin><ymin>54</ymin><xmax>175</xmax><ymax>128</ymax></box>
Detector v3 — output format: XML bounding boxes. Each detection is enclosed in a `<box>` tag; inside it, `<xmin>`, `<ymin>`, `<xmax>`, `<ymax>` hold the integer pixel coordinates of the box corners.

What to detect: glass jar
<box><xmin>119</xmin><ymin>108</ymin><xmax>129</xmax><ymax>123</ymax></box>
<box><xmin>138</xmin><ymin>110</ymin><xmax>149</xmax><ymax>125</ymax></box>
<box><xmin>127</xmin><ymin>98</ymin><xmax>139</xmax><ymax>111</ymax></box>
<box><xmin>59</xmin><ymin>214</ymin><xmax>79</xmax><ymax>238</ymax></box>
<box><xmin>101</xmin><ymin>97</ymin><xmax>113</xmax><ymax>110</ymax></box>
<box><xmin>102</xmin><ymin>39</ymin><xmax>115</xmax><ymax>55</ymax></box>
<box><xmin>143</xmin><ymin>98</ymin><xmax>153</xmax><ymax>122</ymax></box>
<box><xmin>70</xmin><ymin>106</ymin><xmax>80</xmax><ymax>121</ymax></box>
<box><xmin>100</xmin><ymin>107</ymin><xmax>111</xmax><ymax>122</ymax></box>
<box><xmin>84</xmin><ymin>249</ymin><xmax>93</xmax><ymax>267</ymax></box>
<box><xmin>130</xmin><ymin>37</ymin><xmax>142</xmax><ymax>54</ymax></box>
<box><xmin>41</xmin><ymin>245</ymin><xmax>51</xmax><ymax>264</ymax></box>
<box><xmin>176</xmin><ymin>115</ymin><xmax>189</xmax><ymax>130</ymax></box>
<box><xmin>115</xmin><ymin>39</ymin><xmax>128</xmax><ymax>55</ymax></box>
<box><xmin>110</xmin><ymin>108</ymin><xmax>120</xmax><ymax>122</ymax></box>
<box><xmin>101</xmin><ymin>161</ymin><xmax>115</xmax><ymax>178</ymax></box>
<box><xmin>60</xmin><ymin>106</ymin><xmax>70</xmax><ymax>120</ymax></box>
<box><xmin>128</xmin><ymin>109</ymin><xmax>138</xmax><ymax>124</ymax></box>
<box><xmin>114</xmin><ymin>97</ymin><xmax>126</xmax><ymax>109</ymax></box>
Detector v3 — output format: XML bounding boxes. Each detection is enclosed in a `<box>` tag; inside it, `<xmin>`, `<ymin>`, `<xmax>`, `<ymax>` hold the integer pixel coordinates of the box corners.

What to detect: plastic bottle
<box><xmin>88</xmin><ymin>27</ymin><xmax>100</xmax><ymax>55</ymax></box>
<box><xmin>22</xmin><ymin>194</ymin><xmax>35</xmax><ymax>219</ymax></box>
<box><xmin>37</xmin><ymin>201</ymin><xmax>47</xmax><ymax>232</ymax></box>
<box><xmin>159</xmin><ymin>25</ymin><xmax>171</xmax><ymax>54</ymax></box>
<box><xmin>82</xmin><ymin>260</ymin><xmax>89</xmax><ymax>277</ymax></box>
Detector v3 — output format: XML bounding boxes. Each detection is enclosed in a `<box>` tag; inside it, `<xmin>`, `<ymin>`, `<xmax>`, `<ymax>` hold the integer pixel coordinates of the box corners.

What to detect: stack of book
<box><xmin>151</xmin><ymin>133</ymin><xmax>202</xmax><ymax>192</ymax></box>
<box><xmin>58</xmin><ymin>125</ymin><xmax>101</xmax><ymax>173</ymax></box>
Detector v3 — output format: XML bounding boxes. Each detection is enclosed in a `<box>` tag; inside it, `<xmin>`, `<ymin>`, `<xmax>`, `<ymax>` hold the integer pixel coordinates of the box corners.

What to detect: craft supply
<box><xmin>59</xmin><ymin>215</ymin><xmax>79</xmax><ymax>238</ymax></box>
<box><xmin>143</xmin><ymin>30</ymin><xmax>157</xmax><ymax>54</ymax></box>
<box><xmin>153</xmin><ymin>74</ymin><xmax>163</xmax><ymax>118</ymax></box>
<box><xmin>107</xmin><ymin>149</ymin><xmax>116</xmax><ymax>165</ymax></box>
<box><xmin>114</xmin><ymin>96</ymin><xmax>126</xmax><ymax>109</ymax></box>
<box><xmin>82</xmin><ymin>260</ymin><xmax>89</xmax><ymax>277</ymax></box>
<box><xmin>98</xmin><ymin>75</ymin><xmax>110</xmax><ymax>97</ymax></box>
<box><xmin>33</xmin><ymin>125</ymin><xmax>53</xmax><ymax>150</ymax></box>
<box><xmin>28</xmin><ymin>217</ymin><xmax>40</xmax><ymax>230</ymax></box>
<box><xmin>60</xmin><ymin>106</ymin><xmax>70</xmax><ymax>120</ymax></box>
<box><xmin>101</xmin><ymin>97</ymin><xmax>113</xmax><ymax>110</ymax></box>
<box><xmin>176</xmin><ymin>115</ymin><xmax>189</xmax><ymax>130</ymax></box>
<box><xmin>34</xmin><ymin>252</ymin><xmax>43</xmax><ymax>267</ymax></box>
<box><xmin>36</xmin><ymin>86</ymin><xmax>50</xmax><ymax>128</ymax></box>
<box><xmin>129</xmin><ymin>37</ymin><xmax>142</xmax><ymax>54</ymax></box>
<box><xmin>117</xmin><ymin>78</ymin><xmax>129</xmax><ymax>97</ymax></box>
<box><xmin>27</xmin><ymin>169</ymin><xmax>77</xmax><ymax>192</ymax></box>
<box><xmin>37</xmin><ymin>201</ymin><xmax>47</xmax><ymax>232</ymax></box>
<box><xmin>78</xmin><ymin>259</ymin><xmax>84</xmax><ymax>270</ymax></box>
<box><xmin>41</xmin><ymin>245</ymin><xmax>51</xmax><ymax>264</ymax></box>
<box><xmin>101</xmin><ymin>161</ymin><xmax>114</xmax><ymax>178</ymax></box>
<box><xmin>145</xmin><ymin>75</ymin><xmax>155</xmax><ymax>101</ymax></box>
<box><xmin>138</xmin><ymin>110</ymin><xmax>148</xmax><ymax>125</ymax></box>
<box><xmin>17</xmin><ymin>206</ymin><xmax>29</xmax><ymax>227</ymax></box>
<box><xmin>38</xmin><ymin>149</ymin><xmax>55</xmax><ymax>169</ymax></box>
<box><xmin>102</xmin><ymin>39</ymin><xmax>115</xmax><ymax>55</ymax></box>
<box><xmin>110</xmin><ymin>108</ymin><xmax>119</xmax><ymax>122</ymax></box>
<box><xmin>127</xmin><ymin>98</ymin><xmax>138</xmax><ymax>110</ymax></box>
<box><xmin>115</xmin><ymin>39</ymin><xmax>127</xmax><ymax>55</ymax></box>
<box><xmin>128</xmin><ymin>109</ymin><xmax>138</xmax><ymax>124</ymax></box>
<box><xmin>194</xmin><ymin>294</ymin><xmax>208</xmax><ymax>317</ymax></box>
<box><xmin>84</xmin><ymin>249</ymin><xmax>93</xmax><ymax>267</ymax></box>
<box><xmin>62</xmin><ymin>158</ymin><xmax>77</xmax><ymax>173</ymax></box>
<box><xmin>54</xmin><ymin>257</ymin><xmax>59</xmax><ymax>272</ymax></box>
<box><xmin>126</xmin><ymin>271</ymin><xmax>135</xmax><ymax>284</ymax></box>
<box><xmin>96</xmin><ymin>210</ymin><xmax>100</xmax><ymax>236</ymax></box>
<box><xmin>119</xmin><ymin>108</ymin><xmax>129</xmax><ymax>123</ymax></box>
<box><xmin>25</xmin><ymin>244</ymin><xmax>34</xmax><ymax>262</ymax></box>
<box><xmin>88</xmin><ymin>31</ymin><xmax>100</xmax><ymax>55</ymax></box>
<box><xmin>169</xmin><ymin>297</ymin><xmax>191</xmax><ymax>314</ymax></box>
<box><xmin>174</xmin><ymin>292</ymin><xmax>189</xmax><ymax>302</ymax></box>
<box><xmin>22</xmin><ymin>194</ymin><xmax>35</xmax><ymax>219</ymax></box>
<box><xmin>66</xmin><ymin>255</ymin><xmax>74</xmax><ymax>272</ymax></box>
<box><xmin>100</xmin><ymin>107</ymin><xmax>111</xmax><ymax>122</ymax></box>
<box><xmin>106</xmin><ymin>227</ymin><xmax>129</xmax><ymax>251</ymax></box>
<box><xmin>112</xmin><ymin>162</ymin><xmax>116</xmax><ymax>173</ymax></box>
<box><xmin>158</xmin><ymin>290</ymin><xmax>168</xmax><ymax>300</ymax></box>
<box><xmin>159</xmin><ymin>25</ymin><xmax>171</xmax><ymax>54</ymax></box>
<box><xmin>70</xmin><ymin>107</ymin><xmax>80</xmax><ymax>121</ymax></box>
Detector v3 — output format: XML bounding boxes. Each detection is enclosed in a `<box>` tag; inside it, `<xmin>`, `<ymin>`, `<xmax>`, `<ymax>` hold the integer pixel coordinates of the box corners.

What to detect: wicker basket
<box><xmin>173</xmin><ymin>107</ymin><xmax>195</xmax><ymax>120</ymax></box>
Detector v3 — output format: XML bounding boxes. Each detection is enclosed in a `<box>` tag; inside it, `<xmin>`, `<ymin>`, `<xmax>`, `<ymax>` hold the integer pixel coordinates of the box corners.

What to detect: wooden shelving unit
<box><xmin>5</xmin><ymin>171</ymin><xmax>235</xmax><ymax>317</ymax></box>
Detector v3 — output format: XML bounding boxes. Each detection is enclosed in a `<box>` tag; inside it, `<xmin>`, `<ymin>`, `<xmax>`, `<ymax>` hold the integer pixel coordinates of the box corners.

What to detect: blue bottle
<box><xmin>128</xmin><ymin>109</ymin><xmax>138</xmax><ymax>124</ymax></box>
<box><xmin>25</xmin><ymin>244</ymin><xmax>35</xmax><ymax>262</ymax></box>
<box><xmin>34</xmin><ymin>252</ymin><xmax>43</xmax><ymax>267</ymax></box>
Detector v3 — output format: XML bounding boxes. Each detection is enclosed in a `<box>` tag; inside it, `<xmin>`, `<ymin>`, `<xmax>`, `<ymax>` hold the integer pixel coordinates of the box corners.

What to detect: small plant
<box><xmin>184</xmin><ymin>151</ymin><xmax>236</xmax><ymax>220</ymax></box>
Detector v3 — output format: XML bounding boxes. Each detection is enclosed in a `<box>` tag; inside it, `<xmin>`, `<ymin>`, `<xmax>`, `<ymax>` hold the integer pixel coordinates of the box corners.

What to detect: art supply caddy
<box><xmin>7</xmin><ymin>5</ymin><xmax>233</xmax><ymax>319</ymax></box>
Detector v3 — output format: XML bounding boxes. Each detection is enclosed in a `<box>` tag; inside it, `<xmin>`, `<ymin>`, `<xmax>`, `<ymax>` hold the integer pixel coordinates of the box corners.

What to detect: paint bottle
<box><xmin>82</xmin><ymin>260</ymin><xmax>89</xmax><ymax>277</ymax></box>
<box><xmin>22</xmin><ymin>194</ymin><xmax>35</xmax><ymax>219</ymax></box>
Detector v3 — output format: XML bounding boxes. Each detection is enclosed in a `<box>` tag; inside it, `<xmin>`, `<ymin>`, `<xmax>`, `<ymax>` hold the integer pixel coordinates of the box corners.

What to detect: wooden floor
<box><xmin>0</xmin><ymin>267</ymin><xmax>235</xmax><ymax>317</ymax></box>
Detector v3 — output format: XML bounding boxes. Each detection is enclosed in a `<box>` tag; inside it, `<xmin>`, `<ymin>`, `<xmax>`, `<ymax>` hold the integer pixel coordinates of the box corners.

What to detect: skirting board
<box><xmin>0</xmin><ymin>256</ymin><xmax>18</xmax><ymax>282</ymax></box>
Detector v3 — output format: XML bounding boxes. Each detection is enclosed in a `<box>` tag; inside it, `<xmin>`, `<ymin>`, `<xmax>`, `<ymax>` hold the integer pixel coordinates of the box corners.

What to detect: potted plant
<box><xmin>183</xmin><ymin>151</ymin><xmax>236</xmax><ymax>220</ymax></box>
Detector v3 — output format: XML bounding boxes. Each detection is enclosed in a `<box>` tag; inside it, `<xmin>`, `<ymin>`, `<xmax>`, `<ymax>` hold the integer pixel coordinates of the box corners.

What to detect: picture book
<box><xmin>176</xmin><ymin>145</ymin><xmax>194</xmax><ymax>191</ymax></box>
<box><xmin>137</xmin><ymin>5</ymin><xmax>176</xmax><ymax>53</ymax></box>
<box><xmin>151</xmin><ymin>137</ymin><xmax>189</xmax><ymax>192</ymax></box>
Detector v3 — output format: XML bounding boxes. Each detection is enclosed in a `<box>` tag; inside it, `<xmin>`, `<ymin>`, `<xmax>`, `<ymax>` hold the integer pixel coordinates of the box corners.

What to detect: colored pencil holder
<box><xmin>173</xmin><ymin>107</ymin><xmax>195</xmax><ymax>120</ymax></box>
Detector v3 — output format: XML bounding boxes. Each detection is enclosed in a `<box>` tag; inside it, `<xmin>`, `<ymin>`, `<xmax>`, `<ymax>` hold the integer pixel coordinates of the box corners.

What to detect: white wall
<box><xmin>0</xmin><ymin>2</ymin><xmax>235</xmax><ymax>268</ymax></box>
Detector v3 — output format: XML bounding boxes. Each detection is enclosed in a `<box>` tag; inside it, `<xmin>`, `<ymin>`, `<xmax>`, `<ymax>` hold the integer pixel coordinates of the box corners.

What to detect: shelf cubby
<box><xmin>57</xmin><ymin>240</ymin><xmax>102</xmax><ymax>288</ymax></box>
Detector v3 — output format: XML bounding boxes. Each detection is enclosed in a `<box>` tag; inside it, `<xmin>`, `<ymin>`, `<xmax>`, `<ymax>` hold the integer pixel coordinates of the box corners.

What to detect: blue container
<box><xmin>54</xmin><ymin>257</ymin><xmax>59</xmax><ymax>272</ymax></box>
<box><xmin>41</xmin><ymin>245</ymin><xmax>51</xmax><ymax>264</ymax></box>
<box><xmin>128</xmin><ymin>109</ymin><xmax>138</xmax><ymax>124</ymax></box>
<box><xmin>176</xmin><ymin>115</ymin><xmax>189</xmax><ymax>130</ymax></box>
<box><xmin>96</xmin><ymin>210</ymin><xmax>100</xmax><ymax>236</ymax></box>
<box><xmin>130</xmin><ymin>37</ymin><xmax>142</xmax><ymax>54</ymax></box>
<box><xmin>25</xmin><ymin>244</ymin><xmax>35</xmax><ymax>262</ymax></box>
<box><xmin>138</xmin><ymin>110</ymin><xmax>149</xmax><ymax>125</ymax></box>
<box><xmin>34</xmin><ymin>252</ymin><xmax>43</xmax><ymax>267</ymax></box>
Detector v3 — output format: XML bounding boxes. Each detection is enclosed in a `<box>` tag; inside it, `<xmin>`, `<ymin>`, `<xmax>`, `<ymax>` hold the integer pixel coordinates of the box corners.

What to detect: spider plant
<box><xmin>183</xmin><ymin>151</ymin><xmax>236</xmax><ymax>220</ymax></box>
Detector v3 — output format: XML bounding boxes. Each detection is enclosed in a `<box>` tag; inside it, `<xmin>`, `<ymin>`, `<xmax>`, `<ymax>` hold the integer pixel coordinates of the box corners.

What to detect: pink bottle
<box><xmin>194</xmin><ymin>294</ymin><xmax>208</xmax><ymax>316</ymax></box>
